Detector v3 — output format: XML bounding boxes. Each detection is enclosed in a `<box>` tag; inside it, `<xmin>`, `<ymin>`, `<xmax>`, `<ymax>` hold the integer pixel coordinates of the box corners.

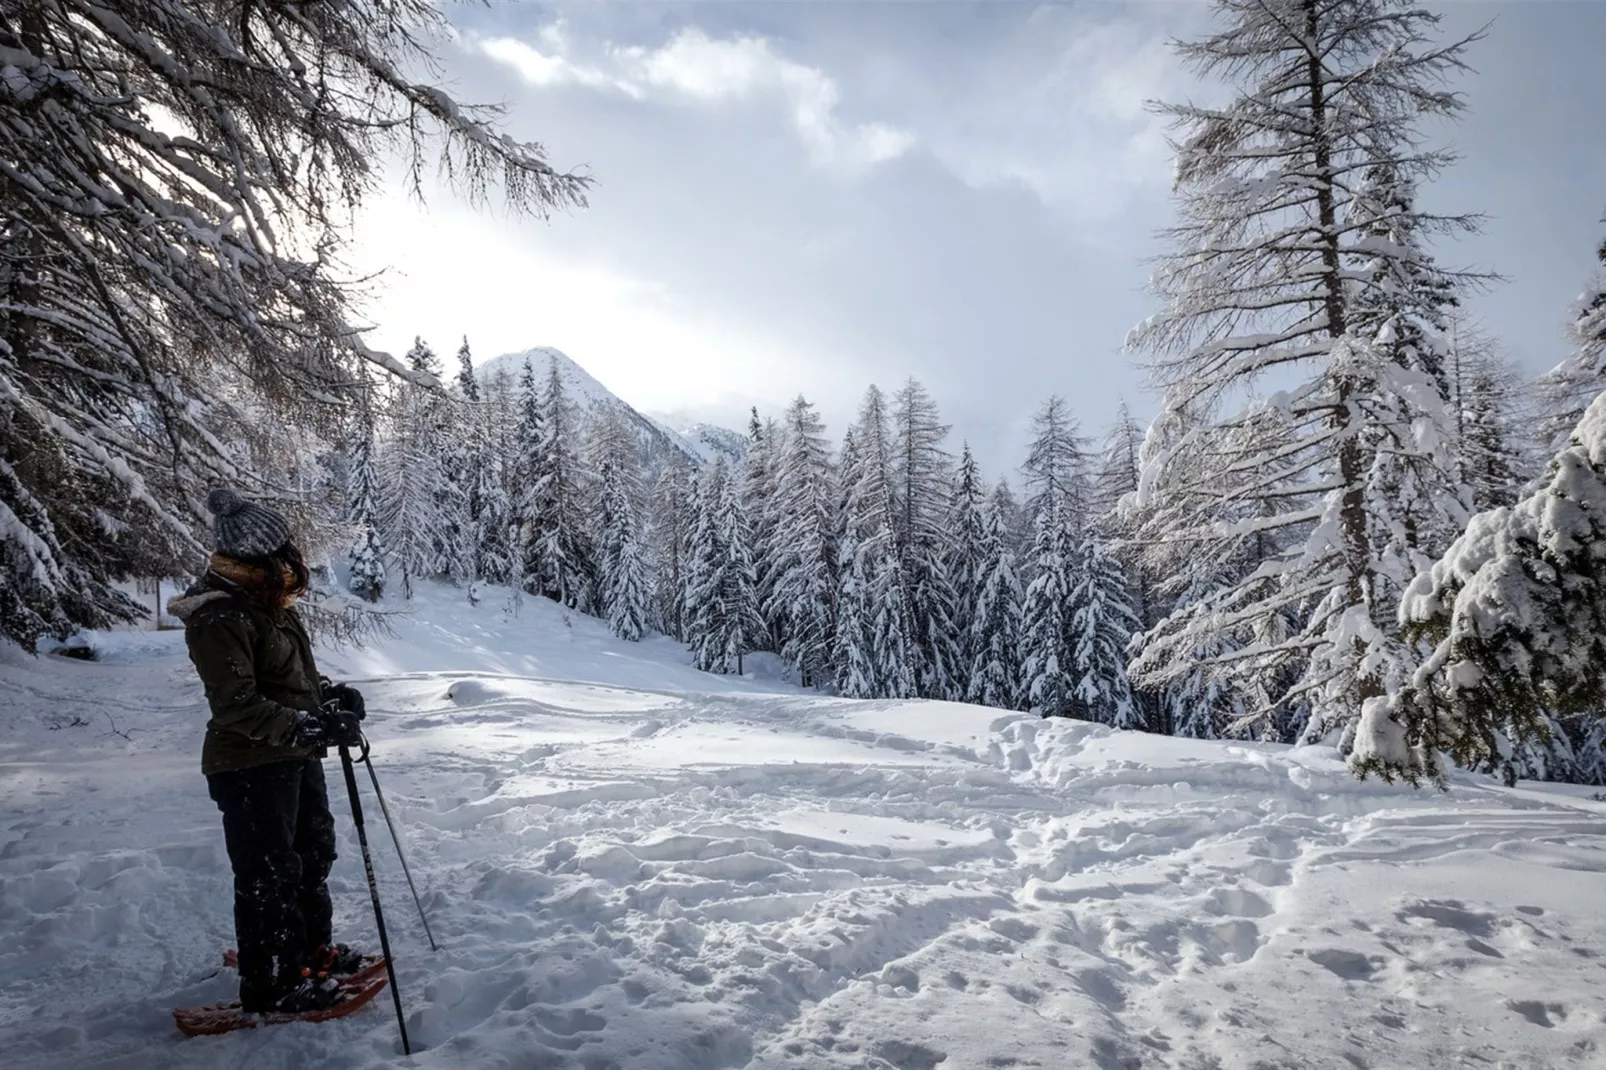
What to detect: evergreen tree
<box><xmin>511</xmin><ymin>360</ymin><xmax>544</xmax><ymax>593</ymax></box>
<box><xmin>742</xmin><ymin>409</ymin><xmax>779</xmax><ymax>652</ymax></box>
<box><xmin>378</xmin><ymin>337</ymin><xmax>453</xmax><ymax>598</ymax></box>
<box><xmin>346</xmin><ymin>405</ymin><xmax>387</xmax><ymax>603</ymax></box>
<box><xmin>1128</xmin><ymin>0</ymin><xmax>1483</xmax><ymax>746</ymax></box>
<box><xmin>1022</xmin><ymin>396</ymin><xmax>1091</xmax><ymax>532</ymax></box>
<box><xmin>892</xmin><ymin>379</ymin><xmax>960</xmax><ymax>699</ymax></box>
<box><xmin>1537</xmin><ymin>224</ymin><xmax>1606</xmax><ymax>450</ymax></box>
<box><xmin>599</xmin><ymin>459</ymin><xmax>649</xmax><ymax>641</ymax></box>
<box><xmin>835</xmin><ymin>387</ymin><xmax>905</xmax><ymax>694</ymax></box>
<box><xmin>720</xmin><ymin>469</ymin><xmax>765</xmax><ymax>672</ymax></box>
<box><xmin>870</xmin><ymin>529</ymin><xmax>918</xmax><ymax>700</ymax></box>
<box><xmin>1354</xmin><ymin>390</ymin><xmax>1606</xmax><ymax>787</ymax></box>
<box><xmin>449</xmin><ymin>336</ymin><xmax>487</xmax><ymax>583</ymax></box>
<box><xmin>649</xmin><ymin>461</ymin><xmax>695</xmax><ymax>640</ymax></box>
<box><xmin>1021</xmin><ymin>502</ymin><xmax>1074</xmax><ymax>717</ymax></box>
<box><xmin>833</xmin><ymin>535</ymin><xmax>877</xmax><ymax>698</ymax></box>
<box><xmin>529</xmin><ymin>354</ymin><xmax>594</xmax><ymax>611</ymax></box>
<box><xmin>454</xmin><ymin>337</ymin><xmax>480</xmax><ymax>401</ymax></box>
<box><xmin>476</xmin><ymin>364</ymin><xmax>517</xmax><ymax>585</ymax></box>
<box><xmin>1067</xmin><ymin>536</ymin><xmax>1143</xmax><ymax>728</ymax></box>
<box><xmin>966</xmin><ymin>506</ymin><xmax>1024</xmax><ymax>710</ymax></box>
<box><xmin>764</xmin><ymin>397</ymin><xmax>837</xmax><ymax>687</ymax></box>
<box><xmin>945</xmin><ymin>445</ymin><xmax>991</xmax><ymax>701</ymax></box>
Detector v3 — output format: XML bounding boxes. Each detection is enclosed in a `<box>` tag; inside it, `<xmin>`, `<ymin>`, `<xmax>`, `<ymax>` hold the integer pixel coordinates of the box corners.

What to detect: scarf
<box><xmin>208</xmin><ymin>552</ymin><xmax>304</xmax><ymax>610</ymax></box>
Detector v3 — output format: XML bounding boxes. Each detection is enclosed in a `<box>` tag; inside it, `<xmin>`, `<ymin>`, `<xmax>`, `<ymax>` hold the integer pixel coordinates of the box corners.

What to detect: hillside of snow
<box><xmin>479</xmin><ymin>347</ymin><xmax>741</xmax><ymax>474</ymax></box>
<box><xmin>2</xmin><ymin>584</ymin><xmax>1605</xmax><ymax>1070</ymax></box>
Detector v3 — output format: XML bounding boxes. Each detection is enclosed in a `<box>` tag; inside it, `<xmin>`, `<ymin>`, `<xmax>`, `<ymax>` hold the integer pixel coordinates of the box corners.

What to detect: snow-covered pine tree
<box><xmin>1090</xmin><ymin>403</ymin><xmax>1164</xmax><ymax>729</ymax></box>
<box><xmin>346</xmin><ymin>402</ymin><xmax>387</xmax><ymax>603</ymax></box>
<box><xmin>1445</xmin><ymin>319</ymin><xmax>1528</xmax><ymax>513</ymax></box>
<box><xmin>720</xmin><ymin>466</ymin><xmax>764</xmax><ymax>673</ymax></box>
<box><xmin>475</xmin><ymin>362</ymin><xmax>517</xmax><ymax>585</ymax></box>
<box><xmin>945</xmin><ymin>445</ymin><xmax>990</xmax><ymax>701</ymax></box>
<box><xmin>1128</xmin><ymin>0</ymin><xmax>1483</xmax><ymax>747</ymax></box>
<box><xmin>836</xmin><ymin>387</ymin><xmax>909</xmax><ymax>696</ymax></box>
<box><xmin>892</xmin><ymin>379</ymin><xmax>960</xmax><ymax>699</ymax></box>
<box><xmin>447</xmin><ymin>337</ymin><xmax>486</xmax><ymax>584</ymax></box>
<box><xmin>1067</xmin><ymin>536</ymin><xmax>1144</xmax><ymax>729</ymax></box>
<box><xmin>991</xmin><ymin>479</ymin><xmax>1026</xmax><ymax>556</ymax></box>
<box><xmin>0</xmin><ymin>0</ymin><xmax>586</xmax><ymax>649</ymax></box>
<box><xmin>1021</xmin><ymin>501</ymin><xmax>1075</xmax><ymax>717</ymax></box>
<box><xmin>598</xmin><ymin>458</ymin><xmax>649</xmax><ymax>641</ymax></box>
<box><xmin>869</xmin><ymin>526</ymin><xmax>918</xmax><ymax>700</ymax></box>
<box><xmin>741</xmin><ymin>410</ymin><xmax>780</xmax><ymax>653</ymax></box>
<box><xmin>685</xmin><ymin>460</ymin><xmax>754</xmax><ymax>673</ymax></box>
<box><xmin>649</xmin><ymin>461</ymin><xmax>695</xmax><ymax>640</ymax></box>
<box><xmin>1537</xmin><ymin>223</ymin><xmax>1606</xmax><ymax>451</ymax></box>
<box><xmin>1353</xmin><ymin>390</ymin><xmax>1606</xmax><ymax>787</ymax></box>
<box><xmin>764</xmin><ymin>397</ymin><xmax>837</xmax><ymax>687</ymax></box>
<box><xmin>1022</xmin><ymin>396</ymin><xmax>1092</xmax><ymax>534</ymax></box>
<box><xmin>378</xmin><ymin>337</ymin><xmax>453</xmax><ymax>599</ymax></box>
<box><xmin>966</xmin><ymin>503</ymin><xmax>1025</xmax><ymax>710</ymax></box>
<box><xmin>530</xmin><ymin>354</ymin><xmax>595</xmax><ymax>612</ymax></box>
<box><xmin>511</xmin><ymin>360</ymin><xmax>544</xmax><ymax>593</ymax></box>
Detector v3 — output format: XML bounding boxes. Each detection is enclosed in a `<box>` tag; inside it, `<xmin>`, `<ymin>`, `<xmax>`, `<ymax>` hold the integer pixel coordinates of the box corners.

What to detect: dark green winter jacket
<box><xmin>170</xmin><ymin>579</ymin><xmax>325</xmax><ymax>776</ymax></box>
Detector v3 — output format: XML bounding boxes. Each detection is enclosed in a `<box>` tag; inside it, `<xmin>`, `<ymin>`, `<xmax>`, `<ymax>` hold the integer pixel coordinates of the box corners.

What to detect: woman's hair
<box><xmin>227</xmin><ymin>540</ymin><xmax>310</xmax><ymax>612</ymax></box>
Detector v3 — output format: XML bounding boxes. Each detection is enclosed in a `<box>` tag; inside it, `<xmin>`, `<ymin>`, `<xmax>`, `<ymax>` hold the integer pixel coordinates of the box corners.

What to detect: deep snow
<box><xmin>2</xmin><ymin>584</ymin><xmax>1604</xmax><ymax>1070</ymax></box>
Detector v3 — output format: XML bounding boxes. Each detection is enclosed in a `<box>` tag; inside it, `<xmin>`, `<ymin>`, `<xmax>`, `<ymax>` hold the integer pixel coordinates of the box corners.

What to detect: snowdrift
<box><xmin>1</xmin><ymin>583</ymin><xmax>1603</xmax><ymax>1069</ymax></box>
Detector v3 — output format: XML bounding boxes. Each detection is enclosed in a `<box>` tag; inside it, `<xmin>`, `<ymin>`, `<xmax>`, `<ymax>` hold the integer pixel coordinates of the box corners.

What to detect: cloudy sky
<box><xmin>353</xmin><ymin>1</ymin><xmax>1606</xmax><ymax>470</ymax></box>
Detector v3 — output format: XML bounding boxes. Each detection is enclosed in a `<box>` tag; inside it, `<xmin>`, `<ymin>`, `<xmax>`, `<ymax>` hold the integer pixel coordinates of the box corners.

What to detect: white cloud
<box><xmin>477</xmin><ymin>35</ymin><xmax>642</xmax><ymax>98</ymax></box>
<box><xmin>477</xmin><ymin>26</ymin><xmax>913</xmax><ymax>175</ymax></box>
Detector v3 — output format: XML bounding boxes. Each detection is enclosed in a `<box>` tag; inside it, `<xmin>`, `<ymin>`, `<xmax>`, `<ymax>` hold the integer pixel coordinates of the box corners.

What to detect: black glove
<box><xmin>291</xmin><ymin>707</ymin><xmax>364</xmax><ymax>749</ymax></box>
<box><xmin>320</xmin><ymin>679</ymin><xmax>366</xmax><ymax>721</ymax></box>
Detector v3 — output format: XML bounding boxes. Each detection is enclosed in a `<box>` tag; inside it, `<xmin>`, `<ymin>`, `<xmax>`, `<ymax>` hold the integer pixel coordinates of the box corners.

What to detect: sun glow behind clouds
<box><xmin>350</xmin><ymin>190</ymin><xmax>846</xmax><ymax>426</ymax></box>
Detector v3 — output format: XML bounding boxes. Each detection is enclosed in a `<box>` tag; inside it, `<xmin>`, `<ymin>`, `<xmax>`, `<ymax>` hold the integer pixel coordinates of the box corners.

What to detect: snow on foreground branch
<box><xmin>1353</xmin><ymin>389</ymin><xmax>1606</xmax><ymax>786</ymax></box>
<box><xmin>0</xmin><ymin>0</ymin><xmax>588</xmax><ymax>650</ymax></box>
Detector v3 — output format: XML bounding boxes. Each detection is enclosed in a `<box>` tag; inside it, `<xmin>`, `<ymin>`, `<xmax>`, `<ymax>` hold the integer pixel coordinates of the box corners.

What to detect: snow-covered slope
<box><xmin>479</xmin><ymin>347</ymin><xmax>739</xmax><ymax>474</ymax></box>
<box><xmin>2</xmin><ymin>584</ymin><xmax>1605</xmax><ymax>1070</ymax></box>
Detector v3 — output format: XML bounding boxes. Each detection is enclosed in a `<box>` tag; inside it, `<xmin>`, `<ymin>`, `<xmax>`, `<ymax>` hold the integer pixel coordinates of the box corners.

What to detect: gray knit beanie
<box><xmin>207</xmin><ymin>488</ymin><xmax>291</xmax><ymax>559</ymax></box>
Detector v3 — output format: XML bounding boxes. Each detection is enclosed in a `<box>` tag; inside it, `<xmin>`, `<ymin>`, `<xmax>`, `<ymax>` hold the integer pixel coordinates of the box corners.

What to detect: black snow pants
<box><xmin>207</xmin><ymin>757</ymin><xmax>337</xmax><ymax>1010</ymax></box>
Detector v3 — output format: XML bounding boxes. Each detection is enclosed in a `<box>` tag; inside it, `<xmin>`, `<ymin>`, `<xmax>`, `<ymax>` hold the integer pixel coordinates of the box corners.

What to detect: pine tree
<box><xmin>870</xmin><ymin>529</ymin><xmax>918</xmax><ymax>700</ymax></box>
<box><xmin>1022</xmin><ymin>396</ymin><xmax>1091</xmax><ymax>533</ymax></box>
<box><xmin>836</xmin><ymin>387</ymin><xmax>906</xmax><ymax>695</ymax></box>
<box><xmin>742</xmin><ymin>410</ymin><xmax>779</xmax><ymax>652</ymax></box>
<box><xmin>945</xmin><ymin>445</ymin><xmax>991</xmax><ymax>701</ymax></box>
<box><xmin>346</xmin><ymin>400</ymin><xmax>387</xmax><ymax>603</ymax></box>
<box><xmin>833</xmin><ymin>535</ymin><xmax>877</xmax><ymax>698</ymax></box>
<box><xmin>966</xmin><ymin>506</ymin><xmax>1024</xmax><ymax>710</ymax></box>
<box><xmin>720</xmin><ymin>469</ymin><xmax>765</xmax><ymax>672</ymax></box>
<box><xmin>1354</xmin><ymin>390</ymin><xmax>1606</xmax><ymax>787</ymax></box>
<box><xmin>378</xmin><ymin>337</ymin><xmax>453</xmax><ymax>599</ymax></box>
<box><xmin>511</xmin><ymin>360</ymin><xmax>544</xmax><ymax>594</ymax></box>
<box><xmin>0</xmin><ymin>0</ymin><xmax>586</xmax><ymax>649</ymax></box>
<box><xmin>1128</xmin><ymin>0</ymin><xmax>1483</xmax><ymax>746</ymax></box>
<box><xmin>1537</xmin><ymin>224</ymin><xmax>1606</xmax><ymax>450</ymax></box>
<box><xmin>598</xmin><ymin>459</ymin><xmax>649</xmax><ymax>641</ymax></box>
<box><xmin>1067</xmin><ymin>536</ymin><xmax>1143</xmax><ymax>729</ymax></box>
<box><xmin>529</xmin><ymin>354</ymin><xmax>594</xmax><ymax>611</ymax></box>
<box><xmin>448</xmin><ymin>337</ymin><xmax>486</xmax><ymax>583</ymax></box>
<box><xmin>649</xmin><ymin>461</ymin><xmax>695</xmax><ymax>640</ymax></box>
<box><xmin>892</xmin><ymin>379</ymin><xmax>960</xmax><ymax>699</ymax></box>
<box><xmin>476</xmin><ymin>363</ymin><xmax>517</xmax><ymax>585</ymax></box>
<box><xmin>685</xmin><ymin>461</ymin><xmax>754</xmax><ymax>673</ymax></box>
<box><xmin>454</xmin><ymin>337</ymin><xmax>480</xmax><ymax>402</ymax></box>
<box><xmin>1021</xmin><ymin>502</ymin><xmax>1074</xmax><ymax>717</ymax></box>
<box><xmin>764</xmin><ymin>397</ymin><xmax>837</xmax><ymax>687</ymax></box>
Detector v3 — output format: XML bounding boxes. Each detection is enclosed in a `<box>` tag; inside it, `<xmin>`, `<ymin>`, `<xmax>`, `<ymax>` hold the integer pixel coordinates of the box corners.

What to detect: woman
<box><xmin>169</xmin><ymin>488</ymin><xmax>369</xmax><ymax>1014</ymax></box>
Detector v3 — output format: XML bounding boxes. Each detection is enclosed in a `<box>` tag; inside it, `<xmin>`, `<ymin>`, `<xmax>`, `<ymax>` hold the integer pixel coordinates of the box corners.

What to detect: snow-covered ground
<box><xmin>2</xmin><ymin>585</ymin><xmax>1604</xmax><ymax>1070</ymax></box>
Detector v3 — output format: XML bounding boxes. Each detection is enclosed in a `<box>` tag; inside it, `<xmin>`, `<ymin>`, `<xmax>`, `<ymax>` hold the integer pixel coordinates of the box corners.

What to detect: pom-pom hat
<box><xmin>206</xmin><ymin>488</ymin><xmax>291</xmax><ymax>559</ymax></box>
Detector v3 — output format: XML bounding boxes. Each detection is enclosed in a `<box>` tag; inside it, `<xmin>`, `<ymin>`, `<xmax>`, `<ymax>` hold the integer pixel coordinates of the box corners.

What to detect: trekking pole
<box><xmin>339</xmin><ymin>739</ymin><xmax>411</xmax><ymax>1056</ymax></box>
<box><xmin>358</xmin><ymin>740</ymin><xmax>439</xmax><ymax>952</ymax></box>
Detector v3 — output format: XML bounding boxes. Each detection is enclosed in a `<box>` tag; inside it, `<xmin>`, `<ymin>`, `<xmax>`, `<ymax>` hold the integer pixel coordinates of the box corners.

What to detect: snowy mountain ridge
<box><xmin>478</xmin><ymin>346</ymin><xmax>744</xmax><ymax>473</ymax></box>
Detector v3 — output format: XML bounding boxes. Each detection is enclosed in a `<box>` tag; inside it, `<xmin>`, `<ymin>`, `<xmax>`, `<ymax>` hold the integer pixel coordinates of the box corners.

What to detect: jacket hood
<box><xmin>166</xmin><ymin>588</ymin><xmax>231</xmax><ymax>624</ymax></box>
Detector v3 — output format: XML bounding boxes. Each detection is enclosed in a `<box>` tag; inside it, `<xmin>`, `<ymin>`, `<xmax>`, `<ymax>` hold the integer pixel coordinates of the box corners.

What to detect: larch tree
<box><xmin>0</xmin><ymin>0</ymin><xmax>585</xmax><ymax>649</ymax></box>
<box><xmin>1128</xmin><ymin>0</ymin><xmax>1483</xmax><ymax>748</ymax></box>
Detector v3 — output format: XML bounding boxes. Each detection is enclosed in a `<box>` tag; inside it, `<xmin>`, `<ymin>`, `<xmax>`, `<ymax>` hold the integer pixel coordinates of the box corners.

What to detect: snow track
<box><xmin>2</xmin><ymin>592</ymin><xmax>1604</xmax><ymax>1069</ymax></box>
